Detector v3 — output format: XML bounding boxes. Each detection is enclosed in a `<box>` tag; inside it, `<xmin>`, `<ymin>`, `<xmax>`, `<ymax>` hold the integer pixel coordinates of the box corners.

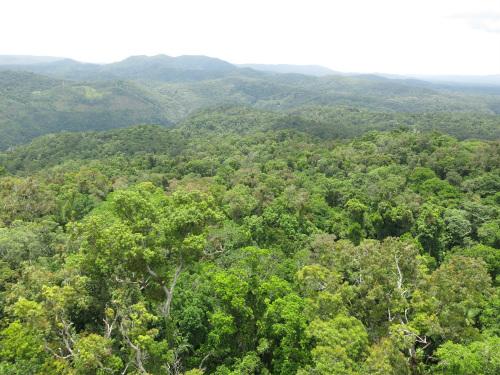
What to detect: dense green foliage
<box><xmin>1</xmin><ymin>55</ymin><xmax>500</xmax><ymax>374</ymax></box>
<box><xmin>2</xmin><ymin>103</ymin><xmax>500</xmax><ymax>373</ymax></box>
<box><xmin>2</xmin><ymin>105</ymin><xmax>500</xmax><ymax>175</ymax></box>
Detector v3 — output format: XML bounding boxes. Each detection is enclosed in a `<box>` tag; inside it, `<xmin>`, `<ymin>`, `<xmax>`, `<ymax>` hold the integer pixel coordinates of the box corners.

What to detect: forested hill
<box><xmin>176</xmin><ymin>104</ymin><xmax>500</xmax><ymax>141</ymax></box>
<box><xmin>2</xmin><ymin>113</ymin><xmax>500</xmax><ymax>373</ymax></box>
<box><xmin>0</xmin><ymin>70</ymin><xmax>182</xmax><ymax>150</ymax></box>
<box><xmin>2</xmin><ymin>105</ymin><xmax>500</xmax><ymax>175</ymax></box>
<box><xmin>1</xmin><ymin>54</ymin><xmax>500</xmax><ymax>150</ymax></box>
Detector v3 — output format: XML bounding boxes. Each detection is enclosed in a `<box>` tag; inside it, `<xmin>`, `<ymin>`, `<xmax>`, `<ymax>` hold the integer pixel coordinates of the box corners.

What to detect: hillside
<box><xmin>0</xmin><ymin>54</ymin><xmax>499</xmax><ymax>151</ymax></box>
<box><xmin>0</xmin><ymin>70</ymin><xmax>186</xmax><ymax>150</ymax></box>
<box><xmin>2</xmin><ymin>116</ymin><xmax>500</xmax><ymax>374</ymax></box>
<box><xmin>3</xmin><ymin>105</ymin><xmax>500</xmax><ymax>176</ymax></box>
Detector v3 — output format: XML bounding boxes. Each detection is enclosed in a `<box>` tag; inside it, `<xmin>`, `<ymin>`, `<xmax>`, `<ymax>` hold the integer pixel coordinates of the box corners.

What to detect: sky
<box><xmin>1</xmin><ymin>0</ymin><xmax>499</xmax><ymax>76</ymax></box>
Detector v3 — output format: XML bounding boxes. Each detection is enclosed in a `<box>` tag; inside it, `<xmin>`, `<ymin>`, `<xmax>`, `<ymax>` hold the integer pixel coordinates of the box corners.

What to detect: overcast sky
<box><xmin>1</xmin><ymin>0</ymin><xmax>499</xmax><ymax>76</ymax></box>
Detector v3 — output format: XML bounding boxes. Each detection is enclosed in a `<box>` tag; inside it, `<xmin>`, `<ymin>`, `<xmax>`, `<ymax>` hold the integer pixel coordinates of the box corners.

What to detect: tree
<box><xmin>443</xmin><ymin>209</ymin><xmax>472</xmax><ymax>248</ymax></box>
<box><xmin>0</xmin><ymin>220</ymin><xmax>66</xmax><ymax>269</ymax></box>
<box><xmin>304</xmin><ymin>313</ymin><xmax>369</xmax><ymax>375</ymax></box>
<box><xmin>433</xmin><ymin>336</ymin><xmax>500</xmax><ymax>375</ymax></box>
<box><xmin>414</xmin><ymin>203</ymin><xmax>445</xmax><ymax>260</ymax></box>
<box><xmin>263</xmin><ymin>293</ymin><xmax>312</xmax><ymax>375</ymax></box>
<box><xmin>477</xmin><ymin>221</ymin><xmax>500</xmax><ymax>249</ymax></box>
<box><xmin>203</xmin><ymin>247</ymin><xmax>294</xmax><ymax>373</ymax></box>
<box><xmin>413</xmin><ymin>255</ymin><xmax>492</xmax><ymax>345</ymax></box>
<box><xmin>74</xmin><ymin>182</ymin><xmax>224</xmax><ymax>319</ymax></box>
<box><xmin>459</xmin><ymin>245</ymin><xmax>500</xmax><ymax>284</ymax></box>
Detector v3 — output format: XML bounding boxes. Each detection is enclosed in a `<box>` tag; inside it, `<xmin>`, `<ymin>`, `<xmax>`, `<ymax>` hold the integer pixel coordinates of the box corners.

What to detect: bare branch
<box><xmin>415</xmin><ymin>341</ymin><xmax>431</xmax><ymax>355</ymax></box>
<box><xmin>159</xmin><ymin>260</ymin><xmax>184</xmax><ymax>318</ymax></box>
<box><xmin>43</xmin><ymin>340</ymin><xmax>75</xmax><ymax>360</ymax></box>
<box><xmin>404</xmin><ymin>307</ymin><xmax>410</xmax><ymax>324</ymax></box>
<box><xmin>393</xmin><ymin>253</ymin><xmax>405</xmax><ymax>295</ymax></box>
<box><xmin>59</xmin><ymin>312</ymin><xmax>76</xmax><ymax>346</ymax></box>
<box><xmin>399</xmin><ymin>329</ymin><xmax>428</xmax><ymax>345</ymax></box>
<box><xmin>199</xmin><ymin>350</ymin><xmax>213</xmax><ymax>371</ymax></box>
<box><xmin>121</xmin><ymin>359</ymin><xmax>133</xmax><ymax>375</ymax></box>
<box><xmin>120</xmin><ymin>322</ymin><xmax>148</xmax><ymax>374</ymax></box>
<box><xmin>103</xmin><ymin>310</ymin><xmax>119</xmax><ymax>340</ymax></box>
<box><xmin>115</xmin><ymin>275</ymin><xmax>149</xmax><ymax>290</ymax></box>
<box><xmin>146</xmin><ymin>264</ymin><xmax>158</xmax><ymax>277</ymax></box>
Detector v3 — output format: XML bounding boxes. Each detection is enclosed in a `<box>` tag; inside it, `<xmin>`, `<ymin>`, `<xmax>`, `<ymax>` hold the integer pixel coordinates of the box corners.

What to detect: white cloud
<box><xmin>452</xmin><ymin>12</ymin><xmax>500</xmax><ymax>34</ymax></box>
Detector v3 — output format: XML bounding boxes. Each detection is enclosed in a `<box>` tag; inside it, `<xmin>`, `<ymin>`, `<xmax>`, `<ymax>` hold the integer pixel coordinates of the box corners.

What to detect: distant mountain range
<box><xmin>237</xmin><ymin>63</ymin><xmax>500</xmax><ymax>87</ymax></box>
<box><xmin>0</xmin><ymin>55</ymin><xmax>257</xmax><ymax>83</ymax></box>
<box><xmin>1</xmin><ymin>54</ymin><xmax>499</xmax><ymax>87</ymax></box>
<box><xmin>235</xmin><ymin>63</ymin><xmax>341</xmax><ymax>77</ymax></box>
<box><xmin>0</xmin><ymin>55</ymin><xmax>66</xmax><ymax>65</ymax></box>
<box><xmin>0</xmin><ymin>54</ymin><xmax>499</xmax><ymax>150</ymax></box>
<box><xmin>377</xmin><ymin>72</ymin><xmax>500</xmax><ymax>87</ymax></box>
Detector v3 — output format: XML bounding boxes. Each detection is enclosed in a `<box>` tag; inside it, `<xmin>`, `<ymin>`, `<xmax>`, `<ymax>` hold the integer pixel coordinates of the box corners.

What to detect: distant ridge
<box><xmin>0</xmin><ymin>55</ymin><xmax>66</xmax><ymax>65</ymax></box>
<box><xmin>236</xmin><ymin>63</ymin><xmax>339</xmax><ymax>76</ymax></box>
<box><xmin>0</xmin><ymin>54</ymin><xmax>242</xmax><ymax>83</ymax></box>
<box><xmin>412</xmin><ymin>74</ymin><xmax>500</xmax><ymax>86</ymax></box>
<box><xmin>108</xmin><ymin>54</ymin><xmax>237</xmax><ymax>71</ymax></box>
<box><xmin>1</xmin><ymin>54</ymin><xmax>498</xmax><ymax>87</ymax></box>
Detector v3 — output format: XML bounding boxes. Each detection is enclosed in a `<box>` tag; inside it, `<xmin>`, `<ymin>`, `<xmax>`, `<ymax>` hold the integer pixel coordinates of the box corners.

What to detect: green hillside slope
<box><xmin>1</xmin><ymin>55</ymin><xmax>499</xmax><ymax>150</ymax></box>
<box><xmin>0</xmin><ymin>71</ymin><xmax>185</xmax><ymax>150</ymax></box>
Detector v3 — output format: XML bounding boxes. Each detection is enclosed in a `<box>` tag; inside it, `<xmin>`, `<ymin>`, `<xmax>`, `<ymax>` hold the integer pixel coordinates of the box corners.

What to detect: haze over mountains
<box><xmin>0</xmin><ymin>54</ymin><xmax>499</xmax><ymax>150</ymax></box>
<box><xmin>2</xmin><ymin>54</ymin><xmax>499</xmax><ymax>86</ymax></box>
